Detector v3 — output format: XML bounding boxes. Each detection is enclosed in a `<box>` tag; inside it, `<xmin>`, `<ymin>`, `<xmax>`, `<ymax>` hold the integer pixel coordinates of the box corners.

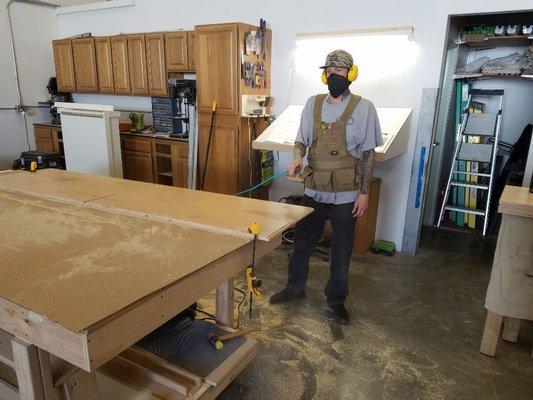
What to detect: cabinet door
<box><xmin>34</xmin><ymin>125</ymin><xmax>55</xmax><ymax>152</ymax></box>
<box><xmin>127</xmin><ymin>34</ymin><xmax>148</xmax><ymax>95</ymax></box>
<box><xmin>111</xmin><ymin>36</ymin><xmax>131</xmax><ymax>94</ymax></box>
<box><xmin>198</xmin><ymin>114</ymin><xmax>239</xmax><ymax>194</ymax></box>
<box><xmin>72</xmin><ymin>38</ymin><xmax>98</xmax><ymax>92</ymax></box>
<box><xmin>122</xmin><ymin>150</ymin><xmax>154</xmax><ymax>182</ymax></box>
<box><xmin>146</xmin><ymin>33</ymin><xmax>167</xmax><ymax>96</ymax></box>
<box><xmin>52</xmin><ymin>40</ymin><xmax>76</xmax><ymax>92</ymax></box>
<box><xmin>171</xmin><ymin>142</ymin><xmax>189</xmax><ymax>188</ymax></box>
<box><xmin>196</xmin><ymin>24</ymin><xmax>239</xmax><ymax>115</ymax></box>
<box><xmin>187</xmin><ymin>31</ymin><xmax>196</xmax><ymax>71</ymax></box>
<box><xmin>95</xmin><ymin>37</ymin><xmax>114</xmax><ymax>93</ymax></box>
<box><xmin>164</xmin><ymin>32</ymin><xmax>188</xmax><ymax>72</ymax></box>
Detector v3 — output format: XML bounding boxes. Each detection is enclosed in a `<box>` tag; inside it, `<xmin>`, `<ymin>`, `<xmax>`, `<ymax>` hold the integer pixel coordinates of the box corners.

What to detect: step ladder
<box><xmin>437</xmin><ymin>89</ymin><xmax>504</xmax><ymax>236</ymax></box>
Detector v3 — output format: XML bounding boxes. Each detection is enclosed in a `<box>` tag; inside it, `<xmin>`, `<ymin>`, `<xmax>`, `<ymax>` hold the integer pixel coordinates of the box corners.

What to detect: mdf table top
<box><xmin>0</xmin><ymin>169</ymin><xmax>311</xmax><ymax>241</ymax></box>
<box><xmin>0</xmin><ymin>170</ymin><xmax>312</xmax><ymax>334</ymax></box>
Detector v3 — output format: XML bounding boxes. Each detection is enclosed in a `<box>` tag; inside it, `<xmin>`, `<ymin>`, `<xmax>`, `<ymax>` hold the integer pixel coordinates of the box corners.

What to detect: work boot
<box><xmin>327</xmin><ymin>302</ymin><xmax>350</xmax><ymax>325</ymax></box>
<box><xmin>269</xmin><ymin>288</ymin><xmax>306</xmax><ymax>304</ymax></box>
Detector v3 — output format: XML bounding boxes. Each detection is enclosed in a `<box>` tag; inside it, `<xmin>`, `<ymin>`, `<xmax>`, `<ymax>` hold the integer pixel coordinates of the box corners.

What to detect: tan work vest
<box><xmin>303</xmin><ymin>93</ymin><xmax>361</xmax><ymax>192</ymax></box>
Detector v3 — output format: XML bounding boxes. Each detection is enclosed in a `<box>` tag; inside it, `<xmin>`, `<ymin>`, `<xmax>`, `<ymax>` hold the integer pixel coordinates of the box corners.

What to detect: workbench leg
<box><xmin>11</xmin><ymin>338</ymin><xmax>45</xmax><ymax>400</ymax></box>
<box><xmin>36</xmin><ymin>349</ymin><xmax>54</xmax><ymax>400</ymax></box>
<box><xmin>61</xmin><ymin>370</ymin><xmax>101</xmax><ymax>400</ymax></box>
<box><xmin>216</xmin><ymin>277</ymin><xmax>235</xmax><ymax>327</ymax></box>
<box><xmin>502</xmin><ymin>317</ymin><xmax>520</xmax><ymax>343</ymax></box>
<box><xmin>480</xmin><ymin>311</ymin><xmax>503</xmax><ymax>357</ymax></box>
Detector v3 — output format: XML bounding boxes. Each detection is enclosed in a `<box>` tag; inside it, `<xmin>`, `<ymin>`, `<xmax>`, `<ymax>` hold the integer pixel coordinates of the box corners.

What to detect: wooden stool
<box><xmin>480</xmin><ymin>312</ymin><xmax>532</xmax><ymax>357</ymax></box>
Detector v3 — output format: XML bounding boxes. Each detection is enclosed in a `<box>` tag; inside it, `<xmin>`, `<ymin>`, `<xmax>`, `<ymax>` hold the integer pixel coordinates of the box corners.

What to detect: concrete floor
<box><xmin>216</xmin><ymin>228</ymin><xmax>533</xmax><ymax>400</ymax></box>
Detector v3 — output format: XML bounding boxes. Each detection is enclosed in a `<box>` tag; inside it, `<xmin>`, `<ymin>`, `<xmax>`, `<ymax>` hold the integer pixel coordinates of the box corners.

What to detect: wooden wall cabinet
<box><xmin>52</xmin><ymin>29</ymin><xmax>196</xmax><ymax>95</ymax></box>
<box><xmin>111</xmin><ymin>35</ymin><xmax>131</xmax><ymax>94</ymax></box>
<box><xmin>164</xmin><ymin>31</ymin><xmax>188</xmax><ymax>72</ymax></box>
<box><xmin>196</xmin><ymin>24</ymin><xmax>239</xmax><ymax>115</ymax></box>
<box><xmin>95</xmin><ymin>37</ymin><xmax>114</xmax><ymax>93</ymax></box>
<box><xmin>187</xmin><ymin>31</ymin><xmax>196</xmax><ymax>71</ymax></box>
<box><xmin>127</xmin><ymin>34</ymin><xmax>148</xmax><ymax>95</ymax></box>
<box><xmin>52</xmin><ymin>40</ymin><xmax>76</xmax><ymax>92</ymax></box>
<box><xmin>72</xmin><ymin>38</ymin><xmax>99</xmax><ymax>92</ymax></box>
<box><xmin>146</xmin><ymin>33</ymin><xmax>167</xmax><ymax>96</ymax></box>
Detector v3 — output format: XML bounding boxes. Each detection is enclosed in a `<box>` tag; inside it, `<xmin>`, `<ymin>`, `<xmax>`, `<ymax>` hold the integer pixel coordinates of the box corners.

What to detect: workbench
<box><xmin>0</xmin><ymin>169</ymin><xmax>311</xmax><ymax>399</ymax></box>
<box><xmin>480</xmin><ymin>185</ymin><xmax>533</xmax><ymax>357</ymax></box>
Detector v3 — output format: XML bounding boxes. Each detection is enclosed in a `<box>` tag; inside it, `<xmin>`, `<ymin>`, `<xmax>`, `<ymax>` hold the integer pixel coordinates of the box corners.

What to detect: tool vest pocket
<box><xmin>313</xmin><ymin>170</ymin><xmax>333</xmax><ymax>192</ymax></box>
<box><xmin>332</xmin><ymin>168</ymin><xmax>356</xmax><ymax>192</ymax></box>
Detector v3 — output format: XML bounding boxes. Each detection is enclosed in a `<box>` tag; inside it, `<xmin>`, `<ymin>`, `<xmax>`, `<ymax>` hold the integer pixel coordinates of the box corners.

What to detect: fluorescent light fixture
<box><xmin>292</xmin><ymin>26</ymin><xmax>418</xmax><ymax>83</ymax></box>
<box><xmin>295</xmin><ymin>26</ymin><xmax>414</xmax><ymax>41</ymax></box>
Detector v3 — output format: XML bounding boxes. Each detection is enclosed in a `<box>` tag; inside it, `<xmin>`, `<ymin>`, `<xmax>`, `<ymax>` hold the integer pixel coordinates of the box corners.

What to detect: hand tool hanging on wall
<box><xmin>246</xmin><ymin>222</ymin><xmax>262</xmax><ymax>318</ymax></box>
<box><xmin>200</xmin><ymin>100</ymin><xmax>217</xmax><ymax>190</ymax></box>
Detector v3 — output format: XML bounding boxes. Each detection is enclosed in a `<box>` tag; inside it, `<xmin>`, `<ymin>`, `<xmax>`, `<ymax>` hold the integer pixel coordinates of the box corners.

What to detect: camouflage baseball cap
<box><xmin>320</xmin><ymin>50</ymin><xmax>353</xmax><ymax>69</ymax></box>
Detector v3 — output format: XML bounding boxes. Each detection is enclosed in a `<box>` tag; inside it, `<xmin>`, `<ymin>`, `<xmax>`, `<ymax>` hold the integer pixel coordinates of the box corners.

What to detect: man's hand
<box><xmin>287</xmin><ymin>158</ymin><xmax>303</xmax><ymax>176</ymax></box>
<box><xmin>352</xmin><ymin>194</ymin><xmax>369</xmax><ymax>218</ymax></box>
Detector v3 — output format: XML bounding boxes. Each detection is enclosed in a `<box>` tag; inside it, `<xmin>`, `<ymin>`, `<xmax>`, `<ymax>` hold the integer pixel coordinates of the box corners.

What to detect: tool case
<box><xmin>13</xmin><ymin>150</ymin><xmax>61</xmax><ymax>170</ymax></box>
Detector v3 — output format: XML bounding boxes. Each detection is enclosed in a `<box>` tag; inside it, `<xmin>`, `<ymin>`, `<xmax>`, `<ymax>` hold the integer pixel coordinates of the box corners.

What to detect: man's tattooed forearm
<box><xmin>359</xmin><ymin>149</ymin><xmax>375</xmax><ymax>195</ymax></box>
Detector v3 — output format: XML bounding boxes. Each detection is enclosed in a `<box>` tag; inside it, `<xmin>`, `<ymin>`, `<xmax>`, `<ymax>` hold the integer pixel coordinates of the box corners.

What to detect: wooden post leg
<box><xmin>502</xmin><ymin>317</ymin><xmax>520</xmax><ymax>343</ymax></box>
<box><xmin>36</xmin><ymin>349</ymin><xmax>54</xmax><ymax>400</ymax></box>
<box><xmin>216</xmin><ymin>277</ymin><xmax>235</xmax><ymax>327</ymax></box>
<box><xmin>62</xmin><ymin>370</ymin><xmax>101</xmax><ymax>400</ymax></box>
<box><xmin>480</xmin><ymin>311</ymin><xmax>503</xmax><ymax>356</ymax></box>
<box><xmin>11</xmin><ymin>338</ymin><xmax>45</xmax><ymax>400</ymax></box>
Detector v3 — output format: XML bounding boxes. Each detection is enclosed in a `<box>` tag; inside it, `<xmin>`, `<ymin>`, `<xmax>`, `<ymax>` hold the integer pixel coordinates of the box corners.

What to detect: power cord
<box><xmin>195</xmin><ymin>308</ymin><xmax>217</xmax><ymax>322</ymax></box>
<box><xmin>234</xmin><ymin>286</ymin><xmax>247</xmax><ymax>328</ymax></box>
<box><xmin>235</xmin><ymin>170</ymin><xmax>287</xmax><ymax>196</ymax></box>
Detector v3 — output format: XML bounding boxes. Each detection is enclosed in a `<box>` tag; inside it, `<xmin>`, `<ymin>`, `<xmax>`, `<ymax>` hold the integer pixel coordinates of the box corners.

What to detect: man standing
<box><xmin>269</xmin><ymin>50</ymin><xmax>382</xmax><ymax>325</ymax></box>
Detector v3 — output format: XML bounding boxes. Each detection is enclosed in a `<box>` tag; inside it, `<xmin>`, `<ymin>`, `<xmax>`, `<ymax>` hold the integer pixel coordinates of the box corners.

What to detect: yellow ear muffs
<box><xmin>347</xmin><ymin>64</ymin><xmax>358</xmax><ymax>82</ymax></box>
<box><xmin>321</xmin><ymin>70</ymin><xmax>328</xmax><ymax>85</ymax></box>
<box><xmin>321</xmin><ymin>65</ymin><xmax>358</xmax><ymax>84</ymax></box>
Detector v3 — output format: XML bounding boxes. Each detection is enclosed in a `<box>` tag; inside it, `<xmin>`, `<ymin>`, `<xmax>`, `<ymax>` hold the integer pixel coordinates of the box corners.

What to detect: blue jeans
<box><xmin>287</xmin><ymin>195</ymin><xmax>356</xmax><ymax>305</ymax></box>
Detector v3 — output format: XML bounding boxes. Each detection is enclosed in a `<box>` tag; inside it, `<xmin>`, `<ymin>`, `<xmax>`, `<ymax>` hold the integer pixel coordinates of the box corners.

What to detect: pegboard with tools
<box><xmin>241</xmin><ymin>19</ymin><xmax>268</xmax><ymax>89</ymax></box>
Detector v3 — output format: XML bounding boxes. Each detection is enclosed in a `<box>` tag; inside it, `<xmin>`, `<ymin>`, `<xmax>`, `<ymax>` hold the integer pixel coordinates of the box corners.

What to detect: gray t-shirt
<box><xmin>296</xmin><ymin>93</ymin><xmax>383</xmax><ymax>204</ymax></box>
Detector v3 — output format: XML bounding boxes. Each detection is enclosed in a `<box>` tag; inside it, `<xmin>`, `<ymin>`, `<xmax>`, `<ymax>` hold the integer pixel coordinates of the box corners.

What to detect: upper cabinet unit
<box><xmin>127</xmin><ymin>34</ymin><xmax>149</xmax><ymax>95</ymax></box>
<box><xmin>52</xmin><ymin>29</ymin><xmax>195</xmax><ymax>95</ymax></box>
<box><xmin>146</xmin><ymin>33</ymin><xmax>167</xmax><ymax>96</ymax></box>
<box><xmin>187</xmin><ymin>31</ymin><xmax>196</xmax><ymax>71</ymax></box>
<box><xmin>72</xmin><ymin>37</ymin><xmax>99</xmax><ymax>92</ymax></box>
<box><xmin>165</xmin><ymin>31</ymin><xmax>188</xmax><ymax>71</ymax></box>
<box><xmin>52</xmin><ymin>39</ymin><xmax>76</xmax><ymax>92</ymax></box>
<box><xmin>164</xmin><ymin>31</ymin><xmax>196</xmax><ymax>72</ymax></box>
<box><xmin>95</xmin><ymin>37</ymin><xmax>114</xmax><ymax>93</ymax></box>
<box><xmin>195</xmin><ymin>24</ymin><xmax>239</xmax><ymax>115</ymax></box>
<box><xmin>111</xmin><ymin>35</ymin><xmax>131</xmax><ymax>94</ymax></box>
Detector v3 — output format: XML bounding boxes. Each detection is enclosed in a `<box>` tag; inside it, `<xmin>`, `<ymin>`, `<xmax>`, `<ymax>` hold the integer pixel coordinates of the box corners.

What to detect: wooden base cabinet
<box><xmin>34</xmin><ymin>124</ymin><xmax>65</xmax><ymax>167</ymax></box>
<box><xmin>120</xmin><ymin>134</ymin><xmax>188</xmax><ymax>188</ymax></box>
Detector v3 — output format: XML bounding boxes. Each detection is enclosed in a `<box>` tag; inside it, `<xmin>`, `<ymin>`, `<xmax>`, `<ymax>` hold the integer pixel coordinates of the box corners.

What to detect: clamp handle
<box><xmin>249</xmin><ymin>222</ymin><xmax>260</xmax><ymax>236</ymax></box>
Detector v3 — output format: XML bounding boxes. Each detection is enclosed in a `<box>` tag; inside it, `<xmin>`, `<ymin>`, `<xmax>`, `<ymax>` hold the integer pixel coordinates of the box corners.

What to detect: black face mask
<box><xmin>327</xmin><ymin>73</ymin><xmax>351</xmax><ymax>98</ymax></box>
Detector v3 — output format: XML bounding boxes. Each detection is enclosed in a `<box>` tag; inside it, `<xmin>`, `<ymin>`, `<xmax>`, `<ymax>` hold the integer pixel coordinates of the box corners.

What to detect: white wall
<box><xmin>51</xmin><ymin>0</ymin><xmax>533</xmax><ymax>250</ymax></box>
<box><xmin>0</xmin><ymin>0</ymin><xmax>101</xmax><ymax>170</ymax></box>
<box><xmin>0</xmin><ymin>0</ymin><xmax>60</xmax><ymax>169</ymax></box>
